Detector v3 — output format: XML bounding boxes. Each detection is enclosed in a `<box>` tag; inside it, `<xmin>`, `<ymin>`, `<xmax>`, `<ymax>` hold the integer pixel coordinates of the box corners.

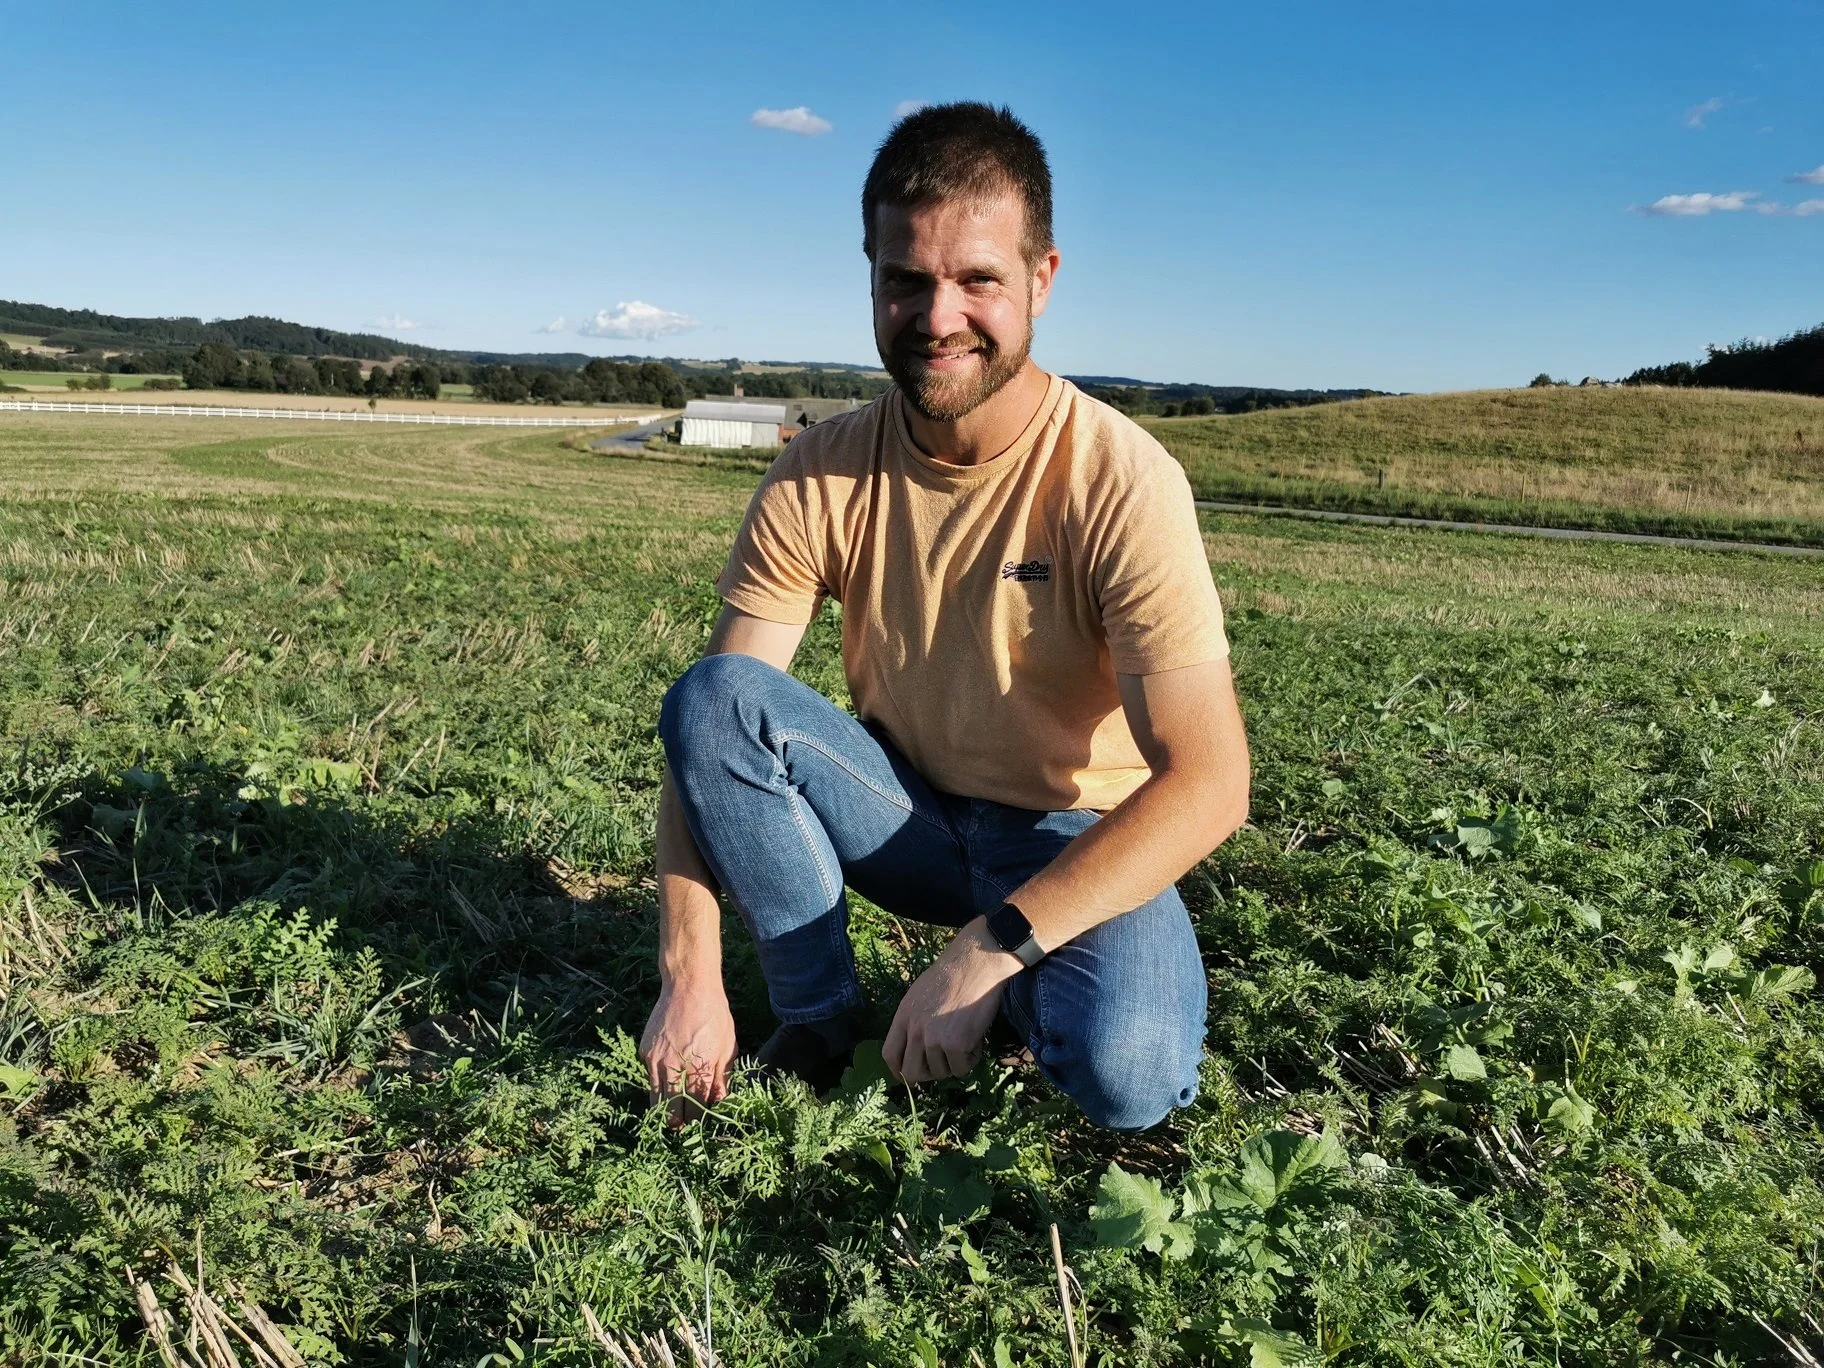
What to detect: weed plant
<box><xmin>0</xmin><ymin>417</ymin><xmax>1821</xmax><ymax>1363</ymax></box>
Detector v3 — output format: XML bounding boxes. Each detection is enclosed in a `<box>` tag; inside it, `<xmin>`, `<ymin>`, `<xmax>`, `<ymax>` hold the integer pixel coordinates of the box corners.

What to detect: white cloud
<box><xmin>1795</xmin><ymin>199</ymin><xmax>1824</xmax><ymax>217</ymax></box>
<box><xmin>576</xmin><ymin>301</ymin><xmax>699</xmax><ymax>340</ymax></box>
<box><xmin>750</xmin><ymin>106</ymin><xmax>832</xmax><ymax>136</ymax></box>
<box><xmin>1786</xmin><ymin>164</ymin><xmax>1824</xmax><ymax>185</ymax></box>
<box><xmin>893</xmin><ymin>100</ymin><xmax>926</xmax><ymax>119</ymax></box>
<box><xmin>1634</xmin><ymin>190</ymin><xmax>1760</xmax><ymax>217</ymax></box>
<box><xmin>1684</xmin><ymin>96</ymin><xmax>1725</xmax><ymax>129</ymax></box>
<box><xmin>374</xmin><ymin>313</ymin><xmax>420</xmax><ymax>331</ymax></box>
<box><xmin>534</xmin><ymin>316</ymin><xmax>569</xmax><ymax>334</ymax></box>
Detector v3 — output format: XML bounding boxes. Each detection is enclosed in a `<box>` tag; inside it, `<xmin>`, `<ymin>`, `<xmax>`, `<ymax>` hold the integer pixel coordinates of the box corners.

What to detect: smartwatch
<box><xmin>985</xmin><ymin>901</ymin><xmax>1045</xmax><ymax>967</ymax></box>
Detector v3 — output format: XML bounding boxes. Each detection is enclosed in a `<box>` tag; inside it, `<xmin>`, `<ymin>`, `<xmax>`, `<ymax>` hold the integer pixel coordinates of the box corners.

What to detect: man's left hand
<box><xmin>883</xmin><ymin>917</ymin><xmax>1023</xmax><ymax>1084</ymax></box>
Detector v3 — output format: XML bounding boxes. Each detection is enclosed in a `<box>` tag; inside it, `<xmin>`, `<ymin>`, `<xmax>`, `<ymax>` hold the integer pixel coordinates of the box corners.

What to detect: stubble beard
<box><xmin>881</xmin><ymin>314</ymin><xmax>1034</xmax><ymax>424</ymax></box>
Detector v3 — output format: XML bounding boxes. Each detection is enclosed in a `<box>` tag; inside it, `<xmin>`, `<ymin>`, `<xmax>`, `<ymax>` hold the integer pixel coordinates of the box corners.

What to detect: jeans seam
<box><xmin>785</xmin><ymin>787</ymin><xmax>839</xmax><ymax>908</ymax></box>
<box><xmin>772</xmin><ymin>728</ymin><xmax>952</xmax><ymax>834</ymax></box>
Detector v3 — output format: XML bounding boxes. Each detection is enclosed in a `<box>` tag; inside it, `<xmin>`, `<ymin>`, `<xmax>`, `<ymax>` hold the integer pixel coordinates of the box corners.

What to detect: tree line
<box><xmin>469</xmin><ymin>360</ymin><xmax>894</xmax><ymax>406</ymax></box>
<box><xmin>180</xmin><ymin>344</ymin><xmax>443</xmax><ymax>399</ymax></box>
<box><xmin>1623</xmin><ymin>322</ymin><xmax>1824</xmax><ymax>398</ymax></box>
<box><xmin>1078</xmin><ymin>382</ymin><xmax>1387</xmax><ymax>417</ymax></box>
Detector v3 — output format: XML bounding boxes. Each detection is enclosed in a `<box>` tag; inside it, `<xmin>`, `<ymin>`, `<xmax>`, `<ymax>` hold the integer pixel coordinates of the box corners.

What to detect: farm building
<box><xmin>678</xmin><ymin>399</ymin><xmax>788</xmax><ymax>448</ymax></box>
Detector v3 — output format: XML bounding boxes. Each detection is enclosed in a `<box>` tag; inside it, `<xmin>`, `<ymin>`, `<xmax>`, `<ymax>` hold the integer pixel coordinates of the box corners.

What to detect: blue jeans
<box><xmin>658</xmin><ymin>653</ymin><xmax>1208</xmax><ymax>1131</ymax></box>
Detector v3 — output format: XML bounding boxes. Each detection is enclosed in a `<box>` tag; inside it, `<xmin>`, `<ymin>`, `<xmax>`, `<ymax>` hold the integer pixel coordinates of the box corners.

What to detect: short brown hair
<box><xmin>861</xmin><ymin>102</ymin><xmax>1054</xmax><ymax>264</ymax></box>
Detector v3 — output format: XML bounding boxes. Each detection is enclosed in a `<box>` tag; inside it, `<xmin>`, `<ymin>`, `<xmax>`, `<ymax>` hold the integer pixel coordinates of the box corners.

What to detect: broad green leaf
<box><xmin>904</xmin><ymin>1151</ymin><xmax>993</xmax><ymax>1227</ymax></box>
<box><xmin>1220</xmin><ymin>1318</ymin><xmax>1322</xmax><ymax>1368</ymax></box>
<box><xmin>1662</xmin><ymin>942</ymin><xmax>1700</xmax><ymax>983</ymax></box>
<box><xmin>1702</xmin><ymin>942</ymin><xmax>1738</xmax><ymax>973</ymax></box>
<box><xmin>1234</xmin><ymin>1130</ymin><xmax>1347</xmax><ymax>1210</ymax></box>
<box><xmin>1445</xmin><ymin>1043</ymin><xmax>1487</xmax><ymax>1081</ymax></box>
<box><xmin>1729</xmin><ymin>965</ymin><xmax>1815</xmax><ymax>1003</ymax></box>
<box><xmin>994</xmin><ymin>1338</ymin><xmax>1015</xmax><ymax>1368</ymax></box>
<box><xmin>1544</xmin><ymin>1087</ymin><xmax>1595</xmax><ymax>1136</ymax></box>
<box><xmin>1180</xmin><ymin>1171</ymin><xmax>1256</xmax><ymax>1217</ymax></box>
<box><xmin>1320</xmin><ymin>778</ymin><xmax>1345</xmax><ymax>798</ymax></box>
<box><xmin>0</xmin><ymin>1062</ymin><xmax>39</xmax><ymax>1098</ymax></box>
<box><xmin>1091</xmin><ymin>1163</ymin><xmax>1194</xmax><ymax>1258</ymax></box>
<box><xmin>837</xmin><ymin>1039</ymin><xmax>890</xmax><ymax>1097</ymax></box>
<box><xmin>1404</xmin><ymin>1078</ymin><xmax>1463</xmax><ymax>1119</ymax></box>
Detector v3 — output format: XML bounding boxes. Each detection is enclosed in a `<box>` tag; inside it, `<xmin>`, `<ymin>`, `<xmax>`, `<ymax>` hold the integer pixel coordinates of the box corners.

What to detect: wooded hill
<box><xmin>1624</xmin><ymin>320</ymin><xmax>1824</xmax><ymax>397</ymax></box>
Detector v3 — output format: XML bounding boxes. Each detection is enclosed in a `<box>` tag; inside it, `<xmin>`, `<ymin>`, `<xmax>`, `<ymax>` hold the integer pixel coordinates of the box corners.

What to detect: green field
<box><xmin>0</xmin><ymin>371</ymin><xmax>182</xmax><ymax>391</ymax></box>
<box><xmin>2</xmin><ymin>414</ymin><xmax>1821</xmax><ymax>1364</ymax></box>
<box><xmin>1145</xmin><ymin>385</ymin><xmax>1824</xmax><ymax>546</ymax></box>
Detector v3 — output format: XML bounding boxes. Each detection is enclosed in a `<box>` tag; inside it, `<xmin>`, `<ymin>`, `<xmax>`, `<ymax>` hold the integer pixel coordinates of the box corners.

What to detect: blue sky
<box><xmin>4</xmin><ymin>1</ymin><xmax>1820</xmax><ymax>391</ymax></box>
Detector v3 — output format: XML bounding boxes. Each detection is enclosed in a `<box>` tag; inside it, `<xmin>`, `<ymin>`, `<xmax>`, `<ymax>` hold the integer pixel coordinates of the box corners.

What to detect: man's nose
<box><xmin>924</xmin><ymin>280</ymin><xmax>969</xmax><ymax>341</ymax></box>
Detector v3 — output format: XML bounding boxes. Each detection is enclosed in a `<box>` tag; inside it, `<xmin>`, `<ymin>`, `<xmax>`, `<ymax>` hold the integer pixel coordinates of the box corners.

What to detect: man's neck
<box><xmin>903</xmin><ymin>362</ymin><xmax>1052</xmax><ymax>467</ymax></box>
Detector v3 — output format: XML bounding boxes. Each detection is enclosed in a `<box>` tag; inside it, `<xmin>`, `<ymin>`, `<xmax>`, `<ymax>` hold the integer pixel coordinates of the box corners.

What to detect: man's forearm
<box><xmin>1008</xmin><ymin>765</ymin><xmax>1247</xmax><ymax>951</ymax></box>
<box><xmin>655</xmin><ymin>764</ymin><xmax>726</xmax><ymax>989</ymax></box>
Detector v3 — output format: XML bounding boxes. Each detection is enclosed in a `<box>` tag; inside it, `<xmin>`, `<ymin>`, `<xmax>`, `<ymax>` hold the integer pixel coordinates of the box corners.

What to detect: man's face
<box><xmin>870</xmin><ymin>191</ymin><xmax>1056</xmax><ymax>423</ymax></box>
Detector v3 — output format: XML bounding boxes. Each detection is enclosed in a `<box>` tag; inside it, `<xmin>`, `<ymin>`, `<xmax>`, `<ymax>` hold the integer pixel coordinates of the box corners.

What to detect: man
<box><xmin>640</xmin><ymin>103</ymin><xmax>1250</xmax><ymax>1131</ymax></box>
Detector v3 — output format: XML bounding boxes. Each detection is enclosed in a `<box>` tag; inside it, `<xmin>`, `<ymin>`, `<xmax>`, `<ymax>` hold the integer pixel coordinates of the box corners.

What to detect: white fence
<box><xmin>0</xmin><ymin>399</ymin><xmax>663</xmax><ymax>428</ymax></box>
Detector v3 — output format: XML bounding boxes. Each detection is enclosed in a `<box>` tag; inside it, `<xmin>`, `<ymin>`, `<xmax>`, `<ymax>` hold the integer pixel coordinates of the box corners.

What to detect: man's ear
<box><xmin>1029</xmin><ymin>247</ymin><xmax>1061</xmax><ymax>320</ymax></box>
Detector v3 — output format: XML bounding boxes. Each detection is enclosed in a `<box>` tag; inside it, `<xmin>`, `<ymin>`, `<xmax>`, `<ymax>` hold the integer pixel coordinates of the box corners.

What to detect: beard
<box><xmin>880</xmin><ymin>315</ymin><xmax>1033</xmax><ymax>423</ymax></box>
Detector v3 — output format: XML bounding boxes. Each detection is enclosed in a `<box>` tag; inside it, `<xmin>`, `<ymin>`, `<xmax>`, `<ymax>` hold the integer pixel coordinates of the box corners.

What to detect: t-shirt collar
<box><xmin>890</xmin><ymin>372</ymin><xmax>1066</xmax><ymax>483</ymax></box>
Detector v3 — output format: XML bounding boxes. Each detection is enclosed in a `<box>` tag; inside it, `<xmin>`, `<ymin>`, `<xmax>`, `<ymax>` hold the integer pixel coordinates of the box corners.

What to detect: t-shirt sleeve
<box><xmin>714</xmin><ymin>456</ymin><xmax>828</xmax><ymax>625</ymax></box>
<box><xmin>1094</xmin><ymin>454</ymin><xmax>1229</xmax><ymax>675</ymax></box>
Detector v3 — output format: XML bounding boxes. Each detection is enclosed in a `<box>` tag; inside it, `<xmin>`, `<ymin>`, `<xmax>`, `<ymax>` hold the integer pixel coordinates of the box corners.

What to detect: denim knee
<box><xmin>658</xmin><ymin>652</ymin><xmax>775</xmax><ymax>764</ymax></box>
<box><xmin>1067</xmin><ymin>1025</ymin><xmax>1203</xmax><ymax>1131</ymax></box>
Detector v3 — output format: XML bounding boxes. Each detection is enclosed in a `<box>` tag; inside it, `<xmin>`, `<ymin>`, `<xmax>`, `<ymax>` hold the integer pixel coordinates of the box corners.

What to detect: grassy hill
<box><xmin>1145</xmin><ymin>384</ymin><xmax>1824</xmax><ymax>546</ymax></box>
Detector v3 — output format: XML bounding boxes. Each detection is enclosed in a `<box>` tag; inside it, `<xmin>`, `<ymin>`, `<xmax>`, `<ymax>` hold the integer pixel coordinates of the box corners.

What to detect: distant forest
<box><xmin>2</xmin><ymin>298</ymin><xmax>1381</xmax><ymax>411</ymax></box>
<box><xmin>1070</xmin><ymin>380</ymin><xmax>1389</xmax><ymax>416</ymax></box>
<box><xmin>1624</xmin><ymin>321</ymin><xmax>1824</xmax><ymax>397</ymax></box>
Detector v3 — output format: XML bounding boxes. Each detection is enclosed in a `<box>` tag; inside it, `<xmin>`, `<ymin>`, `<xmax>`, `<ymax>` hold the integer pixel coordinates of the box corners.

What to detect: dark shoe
<box><xmin>757</xmin><ymin>1006</ymin><xmax>867</xmax><ymax>1094</ymax></box>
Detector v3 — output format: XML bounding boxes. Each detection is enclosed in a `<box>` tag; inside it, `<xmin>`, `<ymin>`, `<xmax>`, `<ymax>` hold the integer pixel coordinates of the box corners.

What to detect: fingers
<box><xmin>883</xmin><ymin>1005</ymin><xmax>909</xmax><ymax>1080</ymax></box>
<box><xmin>940</xmin><ymin>1042</ymin><xmax>979</xmax><ymax>1080</ymax></box>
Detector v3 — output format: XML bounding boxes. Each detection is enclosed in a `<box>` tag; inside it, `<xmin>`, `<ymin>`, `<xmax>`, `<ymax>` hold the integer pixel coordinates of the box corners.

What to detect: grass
<box><xmin>1145</xmin><ymin>384</ymin><xmax>1824</xmax><ymax>546</ymax></box>
<box><xmin>2</xmin><ymin>413</ymin><xmax>1821</xmax><ymax>1364</ymax></box>
<box><xmin>0</xmin><ymin>372</ymin><xmax>182</xmax><ymax>391</ymax></box>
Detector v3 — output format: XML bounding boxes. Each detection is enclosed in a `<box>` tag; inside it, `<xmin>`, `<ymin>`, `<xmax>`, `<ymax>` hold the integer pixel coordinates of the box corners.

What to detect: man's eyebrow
<box><xmin>876</xmin><ymin>259</ymin><xmax>1008</xmax><ymax>279</ymax></box>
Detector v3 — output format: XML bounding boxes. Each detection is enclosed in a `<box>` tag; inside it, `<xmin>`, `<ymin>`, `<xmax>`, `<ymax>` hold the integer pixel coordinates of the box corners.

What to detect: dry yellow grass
<box><xmin>1147</xmin><ymin>385</ymin><xmax>1824</xmax><ymax>538</ymax></box>
<box><xmin>0</xmin><ymin>413</ymin><xmax>735</xmax><ymax>538</ymax></box>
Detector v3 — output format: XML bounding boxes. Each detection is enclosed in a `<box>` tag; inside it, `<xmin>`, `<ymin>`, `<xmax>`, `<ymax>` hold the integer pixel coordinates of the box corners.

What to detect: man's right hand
<box><xmin>639</xmin><ymin>982</ymin><xmax>737</xmax><ymax>1123</ymax></box>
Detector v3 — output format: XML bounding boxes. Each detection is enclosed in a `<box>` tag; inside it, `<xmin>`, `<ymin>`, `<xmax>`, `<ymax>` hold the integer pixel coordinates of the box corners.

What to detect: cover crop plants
<box><xmin>0</xmin><ymin>415</ymin><xmax>1820</xmax><ymax>1364</ymax></box>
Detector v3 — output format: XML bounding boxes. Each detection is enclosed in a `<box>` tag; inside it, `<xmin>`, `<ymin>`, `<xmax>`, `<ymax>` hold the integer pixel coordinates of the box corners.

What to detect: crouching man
<box><xmin>639</xmin><ymin>103</ymin><xmax>1250</xmax><ymax>1131</ymax></box>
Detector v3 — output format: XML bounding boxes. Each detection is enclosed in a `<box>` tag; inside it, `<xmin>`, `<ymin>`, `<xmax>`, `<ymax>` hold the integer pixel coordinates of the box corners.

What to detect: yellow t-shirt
<box><xmin>715</xmin><ymin>374</ymin><xmax>1228</xmax><ymax>812</ymax></box>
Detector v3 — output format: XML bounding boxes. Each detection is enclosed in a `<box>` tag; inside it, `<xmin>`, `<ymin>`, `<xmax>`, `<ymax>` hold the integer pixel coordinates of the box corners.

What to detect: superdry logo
<box><xmin>1000</xmin><ymin>559</ymin><xmax>1051</xmax><ymax>583</ymax></box>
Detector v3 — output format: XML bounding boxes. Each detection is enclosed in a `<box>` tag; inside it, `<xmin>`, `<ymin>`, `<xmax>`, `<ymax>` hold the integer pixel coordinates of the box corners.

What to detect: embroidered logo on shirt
<box><xmin>1000</xmin><ymin>559</ymin><xmax>1051</xmax><ymax>583</ymax></box>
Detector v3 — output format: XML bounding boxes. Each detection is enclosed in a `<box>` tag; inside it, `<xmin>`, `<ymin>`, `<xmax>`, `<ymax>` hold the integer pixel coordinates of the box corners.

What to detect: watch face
<box><xmin>989</xmin><ymin>902</ymin><xmax>1032</xmax><ymax>952</ymax></box>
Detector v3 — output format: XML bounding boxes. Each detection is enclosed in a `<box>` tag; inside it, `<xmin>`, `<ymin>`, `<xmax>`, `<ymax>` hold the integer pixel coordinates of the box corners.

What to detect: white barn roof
<box><xmin>683</xmin><ymin>400</ymin><xmax>788</xmax><ymax>423</ymax></box>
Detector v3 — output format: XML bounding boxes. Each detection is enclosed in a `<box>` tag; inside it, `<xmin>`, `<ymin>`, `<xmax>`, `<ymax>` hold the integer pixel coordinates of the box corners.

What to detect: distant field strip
<box><xmin>0</xmin><ymin>398</ymin><xmax>662</xmax><ymax>428</ymax></box>
<box><xmin>1195</xmin><ymin>499</ymin><xmax>1824</xmax><ymax>558</ymax></box>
